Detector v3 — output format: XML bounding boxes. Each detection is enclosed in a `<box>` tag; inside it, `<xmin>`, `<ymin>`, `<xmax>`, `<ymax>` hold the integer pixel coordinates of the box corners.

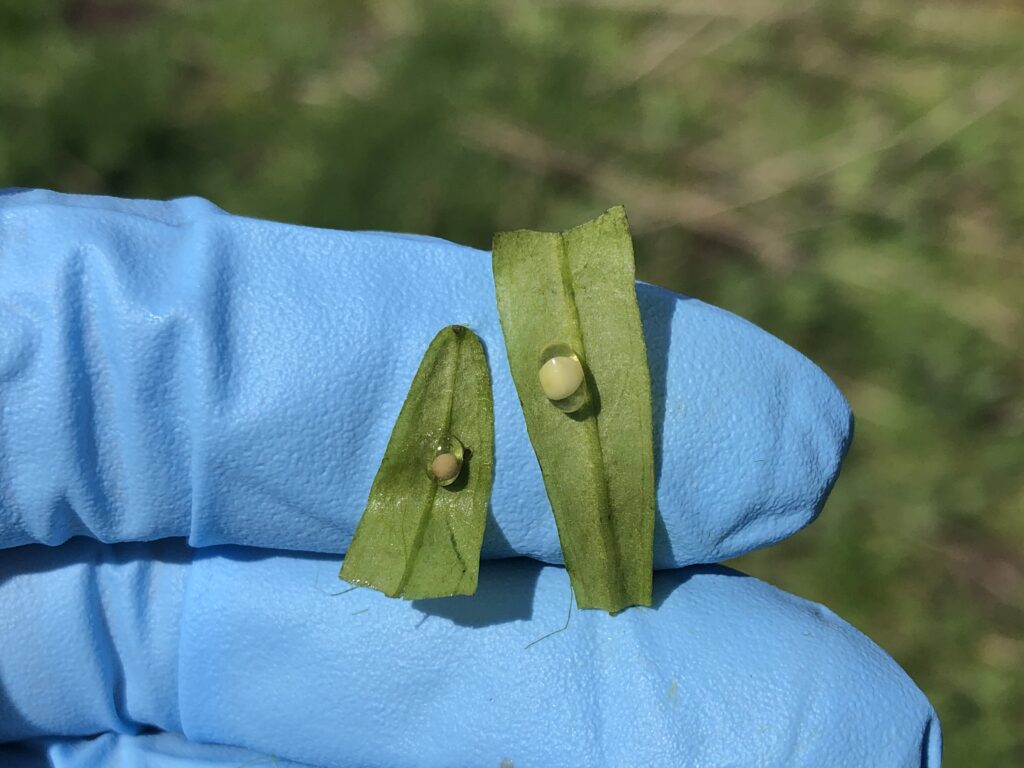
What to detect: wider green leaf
<box><xmin>492</xmin><ymin>206</ymin><xmax>654</xmax><ymax>613</ymax></box>
<box><xmin>339</xmin><ymin>325</ymin><xmax>494</xmax><ymax>599</ymax></box>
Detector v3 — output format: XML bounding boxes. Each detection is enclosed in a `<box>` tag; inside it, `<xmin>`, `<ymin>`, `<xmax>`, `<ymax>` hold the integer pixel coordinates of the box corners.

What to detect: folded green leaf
<box><xmin>340</xmin><ymin>325</ymin><xmax>494</xmax><ymax>599</ymax></box>
<box><xmin>492</xmin><ymin>206</ymin><xmax>654</xmax><ymax>613</ymax></box>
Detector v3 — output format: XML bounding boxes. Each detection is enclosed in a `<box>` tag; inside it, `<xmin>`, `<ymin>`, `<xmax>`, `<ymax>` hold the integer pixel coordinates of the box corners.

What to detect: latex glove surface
<box><xmin>0</xmin><ymin>190</ymin><xmax>940</xmax><ymax>767</ymax></box>
<box><xmin>0</xmin><ymin>189</ymin><xmax>851</xmax><ymax>567</ymax></box>
<box><xmin>0</xmin><ymin>541</ymin><xmax>940</xmax><ymax>768</ymax></box>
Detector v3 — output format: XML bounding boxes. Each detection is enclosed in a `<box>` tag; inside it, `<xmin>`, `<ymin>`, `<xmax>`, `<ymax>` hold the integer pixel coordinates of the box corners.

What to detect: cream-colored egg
<box><xmin>430</xmin><ymin>452</ymin><xmax>461</xmax><ymax>484</ymax></box>
<box><xmin>538</xmin><ymin>355</ymin><xmax>585</xmax><ymax>401</ymax></box>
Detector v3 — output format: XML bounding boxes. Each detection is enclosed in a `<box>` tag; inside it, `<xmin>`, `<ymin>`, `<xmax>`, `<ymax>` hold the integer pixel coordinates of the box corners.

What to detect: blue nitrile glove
<box><xmin>0</xmin><ymin>190</ymin><xmax>940</xmax><ymax>767</ymax></box>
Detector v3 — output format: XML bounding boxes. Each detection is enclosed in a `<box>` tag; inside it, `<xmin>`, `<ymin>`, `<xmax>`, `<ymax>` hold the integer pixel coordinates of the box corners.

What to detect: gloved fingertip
<box><xmin>638</xmin><ymin>282</ymin><xmax>854</xmax><ymax>567</ymax></box>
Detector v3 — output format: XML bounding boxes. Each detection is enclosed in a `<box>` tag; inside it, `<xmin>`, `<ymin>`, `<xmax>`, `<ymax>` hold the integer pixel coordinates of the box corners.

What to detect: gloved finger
<box><xmin>0</xmin><ymin>190</ymin><xmax>851</xmax><ymax>568</ymax></box>
<box><xmin>0</xmin><ymin>539</ymin><xmax>939</xmax><ymax>768</ymax></box>
<box><xmin>2</xmin><ymin>732</ymin><xmax>312</xmax><ymax>768</ymax></box>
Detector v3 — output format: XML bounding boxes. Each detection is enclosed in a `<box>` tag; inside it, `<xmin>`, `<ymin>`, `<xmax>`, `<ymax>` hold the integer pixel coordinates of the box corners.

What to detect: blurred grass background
<box><xmin>1</xmin><ymin>0</ymin><xmax>1021</xmax><ymax>762</ymax></box>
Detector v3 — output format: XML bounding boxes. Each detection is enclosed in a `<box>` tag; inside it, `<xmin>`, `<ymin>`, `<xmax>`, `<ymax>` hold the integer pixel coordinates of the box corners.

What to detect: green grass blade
<box><xmin>492</xmin><ymin>206</ymin><xmax>655</xmax><ymax>613</ymax></box>
<box><xmin>339</xmin><ymin>325</ymin><xmax>494</xmax><ymax>599</ymax></box>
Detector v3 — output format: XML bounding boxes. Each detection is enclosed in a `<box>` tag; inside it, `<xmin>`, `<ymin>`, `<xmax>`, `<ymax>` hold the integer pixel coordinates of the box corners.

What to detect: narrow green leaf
<box><xmin>339</xmin><ymin>325</ymin><xmax>494</xmax><ymax>599</ymax></box>
<box><xmin>492</xmin><ymin>206</ymin><xmax>655</xmax><ymax>613</ymax></box>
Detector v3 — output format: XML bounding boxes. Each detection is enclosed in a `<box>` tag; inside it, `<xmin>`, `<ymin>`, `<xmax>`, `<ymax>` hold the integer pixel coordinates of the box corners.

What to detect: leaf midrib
<box><xmin>394</xmin><ymin>331</ymin><xmax>461</xmax><ymax>595</ymax></box>
<box><xmin>555</xmin><ymin>232</ymin><xmax>627</xmax><ymax>607</ymax></box>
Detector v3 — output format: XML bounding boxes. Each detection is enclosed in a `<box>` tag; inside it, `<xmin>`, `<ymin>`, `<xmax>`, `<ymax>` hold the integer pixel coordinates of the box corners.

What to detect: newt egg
<box><xmin>431</xmin><ymin>453</ymin><xmax>461</xmax><ymax>484</ymax></box>
<box><xmin>537</xmin><ymin>343</ymin><xmax>588</xmax><ymax>413</ymax></box>
<box><xmin>422</xmin><ymin>432</ymin><xmax>465</xmax><ymax>487</ymax></box>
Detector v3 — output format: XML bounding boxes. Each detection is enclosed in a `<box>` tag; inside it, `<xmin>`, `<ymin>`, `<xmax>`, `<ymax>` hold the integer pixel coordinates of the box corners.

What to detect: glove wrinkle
<box><xmin>60</xmin><ymin>246</ymin><xmax>120</xmax><ymax>543</ymax></box>
<box><xmin>0</xmin><ymin>539</ymin><xmax>188</xmax><ymax>742</ymax></box>
<box><xmin>81</xmin><ymin>557</ymin><xmax>133</xmax><ymax>736</ymax></box>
